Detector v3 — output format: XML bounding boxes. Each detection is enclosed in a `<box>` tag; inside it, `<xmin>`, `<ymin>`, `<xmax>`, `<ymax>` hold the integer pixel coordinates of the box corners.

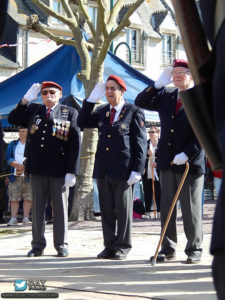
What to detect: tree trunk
<box><xmin>70</xmin><ymin>65</ymin><xmax>104</xmax><ymax>221</ymax></box>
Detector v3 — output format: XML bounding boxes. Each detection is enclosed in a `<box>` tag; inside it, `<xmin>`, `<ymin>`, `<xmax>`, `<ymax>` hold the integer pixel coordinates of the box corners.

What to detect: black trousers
<box><xmin>30</xmin><ymin>174</ymin><xmax>69</xmax><ymax>251</ymax></box>
<box><xmin>97</xmin><ymin>174</ymin><xmax>133</xmax><ymax>252</ymax></box>
<box><xmin>142</xmin><ymin>174</ymin><xmax>160</xmax><ymax>212</ymax></box>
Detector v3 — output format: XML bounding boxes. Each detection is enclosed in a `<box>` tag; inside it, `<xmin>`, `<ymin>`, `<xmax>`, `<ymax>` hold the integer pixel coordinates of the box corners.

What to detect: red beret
<box><xmin>173</xmin><ymin>59</ymin><xmax>189</xmax><ymax>69</ymax></box>
<box><xmin>106</xmin><ymin>75</ymin><xmax>127</xmax><ymax>91</ymax></box>
<box><xmin>41</xmin><ymin>81</ymin><xmax>62</xmax><ymax>91</ymax></box>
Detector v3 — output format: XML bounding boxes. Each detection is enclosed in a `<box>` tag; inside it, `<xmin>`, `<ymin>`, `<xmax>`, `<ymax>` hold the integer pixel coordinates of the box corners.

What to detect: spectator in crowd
<box><xmin>135</xmin><ymin>59</ymin><xmax>205</xmax><ymax>264</ymax></box>
<box><xmin>77</xmin><ymin>75</ymin><xmax>147</xmax><ymax>260</ymax></box>
<box><xmin>8</xmin><ymin>81</ymin><xmax>80</xmax><ymax>257</ymax></box>
<box><xmin>142</xmin><ymin>126</ymin><xmax>160</xmax><ymax>219</ymax></box>
<box><xmin>213</xmin><ymin>170</ymin><xmax>223</xmax><ymax>199</ymax></box>
<box><xmin>6</xmin><ymin>127</ymin><xmax>32</xmax><ymax>226</ymax></box>
<box><xmin>0</xmin><ymin>119</ymin><xmax>9</xmax><ymax>224</ymax></box>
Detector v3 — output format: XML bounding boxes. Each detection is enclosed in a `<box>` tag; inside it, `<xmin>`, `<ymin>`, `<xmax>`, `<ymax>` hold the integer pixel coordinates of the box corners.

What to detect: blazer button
<box><xmin>168</xmin><ymin>142</ymin><xmax>171</xmax><ymax>146</ymax></box>
<box><xmin>40</xmin><ymin>144</ymin><xmax>44</xmax><ymax>147</ymax></box>
<box><xmin>170</xmin><ymin>129</ymin><xmax>174</xmax><ymax>133</ymax></box>
<box><xmin>107</xmin><ymin>134</ymin><xmax>111</xmax><ymax>138</ymax></box>
<box><xmin>106</xmin><ymin>147</ymin><xmax>109</xmax><ymax>151</ymax></box>
<box><xmin>44</xmin><ymin>124</ymin><xmax>48</xmax><ymax>127</ymax></box>
<box><xmin>172</xmin><ymin>115</ymin><xmax>175</xmax><ymax>119</ymax></box>
<box><xmin>43</xmin><ymin>130</ymin><xmax>46</xmax><ymax>133</ymax></box>
<box><xmin>41</xmin><ymin>137</ymin><xmax>45</xmax><ymax>140</ymax></box>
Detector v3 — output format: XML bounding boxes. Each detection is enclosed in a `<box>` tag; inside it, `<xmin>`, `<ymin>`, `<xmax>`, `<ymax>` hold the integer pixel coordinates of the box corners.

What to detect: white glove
<box><xmin>154</xmin><ymin>67</ymin><xmax>173</xmax><ymax>89</ymax></box>
<box><xmin>64</xmin><ymin>173</ymin><xmax>76</xmax><ymax>187</ymax></box>
<box><xmin>127</xmin><ymin>171</ymin><xmax>141</xmax><ymax>186</ymax></box>
<box><xmin>173</xmin><ymin>152</ymin><xmax>188</xmax><ymax>165</ymax></box>
<box><xmin>24</xmin><ymin>83</ymin><xmax>41</xmax><ymax>102</ymax></box>
<box><xmin>87</xmin><ymin>82</ymin><xmax>105</xmax><ymax>103</ymax></box>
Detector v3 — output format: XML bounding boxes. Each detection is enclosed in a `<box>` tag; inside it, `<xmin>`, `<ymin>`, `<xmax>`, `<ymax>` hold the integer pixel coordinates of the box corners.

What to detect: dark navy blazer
<box><xmin>77</xmin><ymin>100</ymin><xmax>147</xmax><ymax>180</ymax></box>
<box><xmin>135</xmin><ymin>85</ymin><xmax>205</xmax><ymax>175</ymax></box>
<box><xmin>8</xmin><ymin>101</ymin><xmax>81</xmax><ymax>177</ymax></box>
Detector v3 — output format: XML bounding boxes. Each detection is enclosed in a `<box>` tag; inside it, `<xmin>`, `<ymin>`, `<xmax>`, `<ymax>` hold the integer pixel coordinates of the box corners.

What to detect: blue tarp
<box><xmin>0</xmin><ymin>44</ymin><xmax>159</xmax><ymax>127</ymax></box>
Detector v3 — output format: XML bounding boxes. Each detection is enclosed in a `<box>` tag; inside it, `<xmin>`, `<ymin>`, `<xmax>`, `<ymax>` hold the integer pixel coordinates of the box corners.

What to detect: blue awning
<box><xmin>0</xmin><ymin>44</ymin><xmax>159</xmax><ymax>127</ymax></box>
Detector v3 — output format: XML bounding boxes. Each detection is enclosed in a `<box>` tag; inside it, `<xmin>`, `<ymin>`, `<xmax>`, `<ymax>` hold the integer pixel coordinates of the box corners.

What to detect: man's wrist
<box><xmin>21</xmin><ymin>98</ymin><xmax>28</xmax><ymax>105</ymax></box>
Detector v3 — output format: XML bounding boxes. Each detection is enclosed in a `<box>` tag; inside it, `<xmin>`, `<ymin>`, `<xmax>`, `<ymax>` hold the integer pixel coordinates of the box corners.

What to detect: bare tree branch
<box><xmin>26</xmin><ymin>14</ymin><xmax>78</xmax><ymax>47</ymax></box>
<box><xmin>77</xmin><ymin>0</ymin><xmax>96</xmax><ymax>38</ymax></box>
<box><xmin>110</xmin><ymin>0</ymin><xmax>145</xmax><ymax>40</ymax></box>
<box><xmin>96</xmin><ymin>0</ymin><xmax>109</xmax><ymax>38</ymax></box>
<box><xmin>107</xmin><ymin>0</ymin><xmax>124</xmax><ymax>32</ymax></box>
<box><xmin>31</xmin><ymin>0</ymin><xmax>77</xmax><ymax>28</ymax></box>
<box><xmin>61</xmin><ymin>0</ymin><xmax>76</xmax><ymax>20</ymax></box>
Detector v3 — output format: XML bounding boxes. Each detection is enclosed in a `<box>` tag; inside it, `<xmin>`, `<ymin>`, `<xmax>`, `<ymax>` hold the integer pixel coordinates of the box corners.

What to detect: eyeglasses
<box><xmin>41</xmin><ymin>90</ymin><xmax>59</xmax><ymax>95</ymax></box>
<box><xmin>149</xmin><ymin>131</ymin><xmax>157</xmax><ymax>133</ymax></box>
<box><xmin>172</xmin><ymin>71</ymin><xmax>189</xmax><ymax>76</ymax></box>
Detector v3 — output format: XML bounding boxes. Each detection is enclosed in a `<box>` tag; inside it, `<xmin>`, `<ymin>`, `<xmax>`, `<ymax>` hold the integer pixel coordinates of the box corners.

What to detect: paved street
<box><xmin>0</xmin><ymin>200</ymin><xmax>217</xmax><ymax>300</ymax></box>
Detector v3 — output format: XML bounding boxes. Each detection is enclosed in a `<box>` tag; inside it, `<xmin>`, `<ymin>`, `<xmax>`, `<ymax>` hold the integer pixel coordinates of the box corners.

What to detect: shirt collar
<box><xmin>110</xmin><ymin>98</ymin><xmax>125</xmax><ymax>111</ymax></box>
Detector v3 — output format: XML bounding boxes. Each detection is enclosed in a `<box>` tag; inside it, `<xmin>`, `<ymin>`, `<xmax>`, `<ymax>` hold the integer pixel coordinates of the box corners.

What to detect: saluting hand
<box><xmin>23</xmin><ymin>83</ymin><xmax>41</xmax><ymax>103</ymax></box>
<box><xmin>154</xmin><ymin>67</ymin><xmax>173</xmax><ymax>89</ymax></box>
<box><xmin>87</xmin><ymin>82</ymin><xmax>105</xmax><ymax>103</ymax></box>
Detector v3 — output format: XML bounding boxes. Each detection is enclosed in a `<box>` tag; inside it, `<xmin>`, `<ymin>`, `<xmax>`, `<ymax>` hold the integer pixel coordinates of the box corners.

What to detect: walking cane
<box><xmin>151</xmin><ymin>166</ymin><xmax>157</xmax><ymax>219</ymax></box>
<box><xmin>150</xmin><ymin>162</ymin><xmax>189</xmax><ymax>266</ymax></box>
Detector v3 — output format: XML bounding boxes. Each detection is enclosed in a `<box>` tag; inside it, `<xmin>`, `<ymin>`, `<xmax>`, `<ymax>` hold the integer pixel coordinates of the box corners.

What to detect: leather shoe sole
<box><xmin>57</xmin><ymin>248</ymin><xmax>68</xmax><ymax>257</ymax></box>
<box><xmin>27</xmin><ymin>249</ymin><xmax>43</xmax><ymax>257</ymax></box>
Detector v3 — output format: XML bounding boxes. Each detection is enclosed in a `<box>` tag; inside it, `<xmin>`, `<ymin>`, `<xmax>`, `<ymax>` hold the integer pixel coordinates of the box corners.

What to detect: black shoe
<box><xmin>156</xmin><ymin>250</ymin><xmax>176</xmax><ymax>262</ymax></box>
<box><xmin>186</xmin><ymin>252</ymin><xmax>201</xmax><ymax>264</ymax></box>
<box><xmin>97</xmin><ymin>248</ymin><xmax>116</xmax><ymax>259</ymax></box>
<box><xmin>57</xmin><ymin>248</ymin><xmax>68</xmax><ymax>257</ymax></box>
<box><xmin>112</xmin><ymin>249</ymin><xmax>128</xmax><ymax>260</ymax></box>
<box><xmin>27</xmin><ymin>248</ymin><xmax>43</xmax><ymax>257</ymax></box>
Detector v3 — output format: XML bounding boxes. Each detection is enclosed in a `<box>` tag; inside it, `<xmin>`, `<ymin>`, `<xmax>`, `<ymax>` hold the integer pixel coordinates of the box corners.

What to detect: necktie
<box><xmin>110</xmin><ymin>107</ymin><xmax>116</xmax><ymax>125</ymax></box>
<box><xmin>175</xmin><ymin>98</ymin><xmax>182</xmax><ymax>115</ymax></box>
<box><xmin>46</xmin><ymin>107</ymin><xmax>51</xmax><ymax>119</ymax></box>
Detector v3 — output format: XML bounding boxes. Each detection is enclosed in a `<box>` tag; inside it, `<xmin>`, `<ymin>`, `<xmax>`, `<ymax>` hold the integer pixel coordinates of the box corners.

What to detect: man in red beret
<box><xmin>135</xmin><ymin>60</ymin><xmax>205</xmax><ymax>264</ymax></box>
<box><xmin>8</xmin><ymin>81</ymin><xmax>81</xmax><ymax>258</ymax></box>
<box><xmin>78</xmin><ymin>75</ymin><xmax>147</xmax><ymax>260</ymax></box>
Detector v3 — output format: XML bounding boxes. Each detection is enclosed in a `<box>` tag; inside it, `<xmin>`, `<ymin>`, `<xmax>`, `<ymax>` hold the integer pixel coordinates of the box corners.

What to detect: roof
<box><xmin>8</xmin><ymin>0</ymin><xmax>48</xmax><ymax>25</ymax></box>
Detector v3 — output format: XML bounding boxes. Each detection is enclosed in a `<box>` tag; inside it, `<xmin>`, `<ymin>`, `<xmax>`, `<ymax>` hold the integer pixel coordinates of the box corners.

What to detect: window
<box><xmin>89</xmin><ymin>6</ymin><xmax>98</xmax><ymax>29</ymax></box>
<box><xmin>52</xmin><ymin>0</ymin><xmax>63</xmax><ymax>24</ymax></box>
<box><xmin>162</xmin><ymin>34</ymin><xmax>175</xmax><ymax>66</ymax></box>
<box><xmin>126</xmin><ymin>28</ymin><xmax>143</xmax><ymax>64</ymax></box>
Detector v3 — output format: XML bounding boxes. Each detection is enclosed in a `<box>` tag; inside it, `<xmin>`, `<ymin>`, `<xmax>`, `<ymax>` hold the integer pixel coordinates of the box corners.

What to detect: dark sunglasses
<box><xmin>41</xmin><ymin>90</ymin><xmax>58</xmax><ymax>95</ymax></box>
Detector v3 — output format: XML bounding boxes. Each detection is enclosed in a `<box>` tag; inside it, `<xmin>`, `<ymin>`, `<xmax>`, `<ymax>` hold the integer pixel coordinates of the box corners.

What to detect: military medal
<box><xmin>52</xmin><ymin>119</ymin><xmax>57</xmax><ymax>136</ymax></box>
<box><xmin>60</xmin><ymin>121</ymin><xmax>65</xmax><ymax>140</ymax></box>
<box><xmin>64</xmin><ymin>121</ymin><xmax>70</xmax><ymax>141</ymax></box>
<box><xmin>106</xmin><ymin>111</ymin><xmax>109</xmax><ymax>118</ymax></box>
<box><xmin>30</xmin><ymin>124</ymin><xmax>37</xmax><ymax>134</ymax></box>
<box><xmin>56</xmin><ymin>122</ymin><xmax>61</xmax><ymax>138</ymax></box>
